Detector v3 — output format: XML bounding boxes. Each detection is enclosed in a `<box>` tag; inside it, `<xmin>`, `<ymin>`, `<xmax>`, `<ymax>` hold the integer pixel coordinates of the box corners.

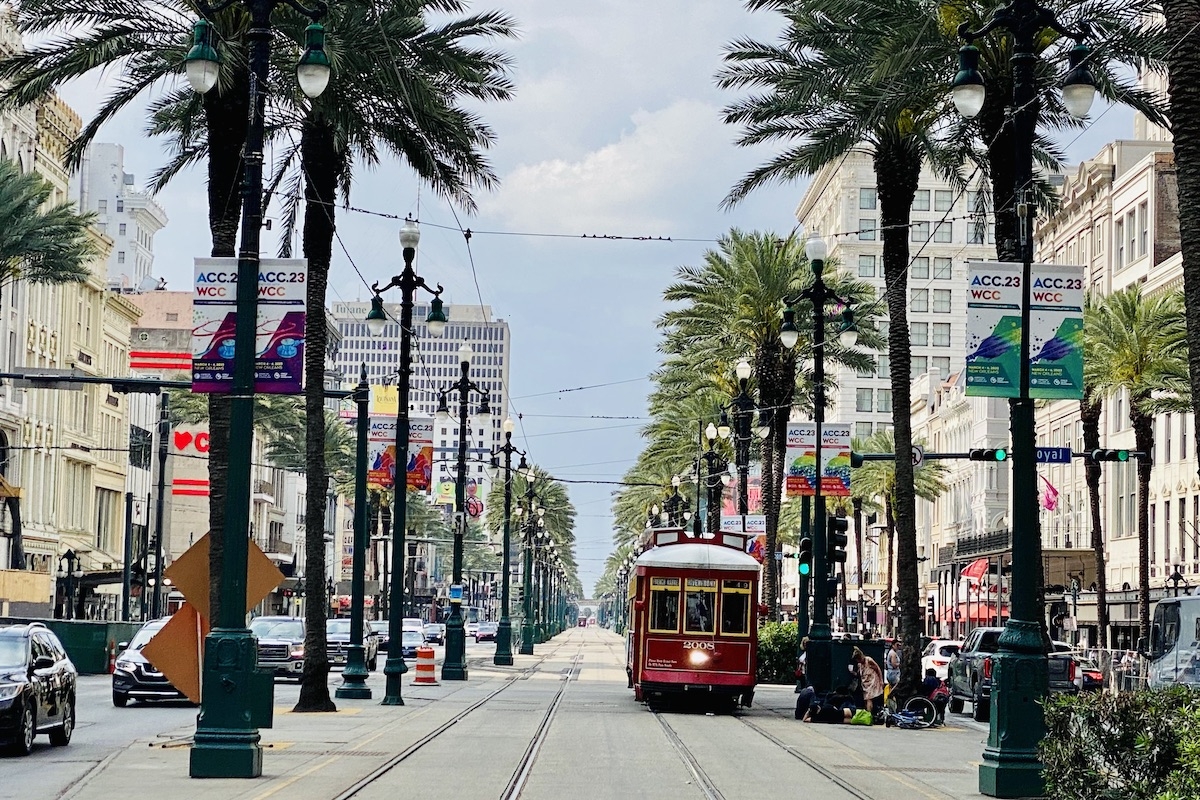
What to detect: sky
<box><xmin>53</xmin><ymin>1</ymin><xmax>1135</xmax><ymax>596</ymax></box>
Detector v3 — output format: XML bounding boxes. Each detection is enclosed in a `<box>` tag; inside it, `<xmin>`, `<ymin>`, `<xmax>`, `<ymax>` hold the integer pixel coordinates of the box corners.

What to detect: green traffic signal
<box><xmin>1090</xmin><ymin>449</ymin><xmax>1131</xmax><ymax>462</ymax></box>
<box><xmin>797</xmin><ymin>536</ymin><xmax>812</xmax><ymax>577</ymax></box>
<box><xmin>969</xmin><ymin>448</ymin><xmax>1008</xmax><ymax>461</ymax></box>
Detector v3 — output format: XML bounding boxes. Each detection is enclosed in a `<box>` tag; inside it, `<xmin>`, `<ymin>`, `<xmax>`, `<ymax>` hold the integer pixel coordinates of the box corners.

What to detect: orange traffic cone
<box><xmin>107</xmin><ymin>640</ymin><xmax>117</xmax><ymax>674</ymax></box>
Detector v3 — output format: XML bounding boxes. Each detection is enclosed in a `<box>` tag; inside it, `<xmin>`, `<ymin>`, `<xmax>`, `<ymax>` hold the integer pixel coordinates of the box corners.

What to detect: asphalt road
<box><xmin>2</xmin><ymin>637</ymin><xmax>498</xmax><ymax>800</ymax></box>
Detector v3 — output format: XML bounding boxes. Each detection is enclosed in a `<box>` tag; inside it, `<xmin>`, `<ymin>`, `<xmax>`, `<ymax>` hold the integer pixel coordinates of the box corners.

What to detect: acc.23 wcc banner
<box><xmin>965</xmin><ymin>261</ymin><xmax>1083</xmax><ymax>400</ymax></box>
<box><xmin>191</xmin><ymin>258</ymin><xmax>307</xmax><ymax>395</ymax></box>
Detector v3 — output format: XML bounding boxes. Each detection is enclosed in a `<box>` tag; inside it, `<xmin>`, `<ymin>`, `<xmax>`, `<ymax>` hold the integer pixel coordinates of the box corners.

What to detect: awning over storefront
<box><xmin>941</xmin><ymin>602</ymin><xmax>1006</xmax><ymax>623</ymax></box>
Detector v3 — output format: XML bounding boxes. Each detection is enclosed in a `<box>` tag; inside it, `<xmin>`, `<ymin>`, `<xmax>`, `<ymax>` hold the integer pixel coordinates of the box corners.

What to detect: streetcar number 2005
<box><xmin>683</xmin><ymin>641</ymin><xmax>715</xmax><ymax>650</ymax></box>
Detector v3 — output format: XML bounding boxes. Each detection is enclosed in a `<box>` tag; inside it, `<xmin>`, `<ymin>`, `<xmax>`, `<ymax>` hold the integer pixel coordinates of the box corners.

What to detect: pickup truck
<box><xmin>947</xmin><ymin>627</ymin><xmax>1078</xmax><ymax>722</ymax></box>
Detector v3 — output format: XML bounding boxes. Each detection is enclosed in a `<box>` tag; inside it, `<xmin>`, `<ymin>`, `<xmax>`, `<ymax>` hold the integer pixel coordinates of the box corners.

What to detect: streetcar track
<box><xmin>499</xmin><ymin>643</ymin><xmax>585</xmax><ymax>800</ymax></box>
<box><xmin>332</xmin><ymin>637</ymin><xmax>580</xmax><ymax>800</ymax></box>
<box><xmin>735</xmin><ymin>714</ymin><xmax>875</xmax><ymax>800</ymax></box>
<box><xmin>652</xmin><ymin>712</ymin><xmax>727</xmax><ymax>800</ymax></box>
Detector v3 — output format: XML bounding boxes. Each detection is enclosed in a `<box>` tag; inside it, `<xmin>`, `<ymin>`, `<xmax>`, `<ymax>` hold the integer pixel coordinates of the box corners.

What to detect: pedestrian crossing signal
<box><xmin>969</xmin><ymin>448</ymin><xmax>1008</xmax><ymax>461</ymax></box>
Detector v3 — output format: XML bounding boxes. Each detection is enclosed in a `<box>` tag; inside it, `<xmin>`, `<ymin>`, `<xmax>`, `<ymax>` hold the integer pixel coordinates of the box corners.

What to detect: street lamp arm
<box><xmin>957</xmin><ymin>2</ymin><xmax>1088</xmax><ymax>43</ymax></box>
<box><xmin>370</xmin><ymin>276</ymin><xmax>444</xmax><ymax>302</ymax></box>
<box><xmin>196</xmin><ymin>0</ymin><xmax>327</xmax><ymax>19</ymax></box>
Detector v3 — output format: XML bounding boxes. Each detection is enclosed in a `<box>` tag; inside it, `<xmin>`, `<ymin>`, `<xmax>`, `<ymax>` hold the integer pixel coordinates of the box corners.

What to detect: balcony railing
<box><xmin>953</xmin><ymin>528</ymin><xmax>1013</xmax><ymax>559</ymax></box>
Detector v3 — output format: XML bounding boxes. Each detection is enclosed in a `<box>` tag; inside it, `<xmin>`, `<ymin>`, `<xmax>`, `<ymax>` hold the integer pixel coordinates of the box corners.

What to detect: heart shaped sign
<box><xmin>174</xmin><ymin>430</ymin><xmax>193</xmax><ymax>450</ymax></box>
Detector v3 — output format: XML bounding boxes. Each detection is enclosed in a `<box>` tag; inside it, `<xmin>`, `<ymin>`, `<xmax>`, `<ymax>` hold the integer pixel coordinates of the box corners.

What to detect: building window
<box><xmin>911</xmin><ymin>289</ymin><xmax>929</xmax><ymax>312</ymax></box>
<box><xmin>967</xmin><ymin>221</ymin><xmax>984</xmax><ymax>246</ymax></box>
<box><xmin>859</xmin><ymin>218</ymin><xmax>877</xmax><ymax>241</ymax></box>
<box><xmin>859</xmin><ymin>188</ymin><xmax>877</xmax><ymax>209</ymax></box>
<box><xmin>913</xmin><ymin>190</ymin><xmax>930</xmax><ymax>211</ymax></box>
<box><xmin>165</xmin><ymin>312</ymin><xmax>179</xmax><ymax>322</ymax></box>
<box><xmin>933</xmin><ymin>258</ymin><xmax>953</xmax><ymax>279</ymax></box>
<box><xmin>98</xmin><ymin>199</ymin><xmax>107</xmax><ymax>213</ymax></box>
<box><xmin>933</xmin><ymin>356</ymin><xmax>951</xmax><ymax>377</ymax></box>
<box><xmin>1127</xmin><ymin>210</ymin><xmax>1137</xmax><ymax>261</ymax></box>
<box><xmin>855</xmin><ymin>422</ymin><xmax>873</xmax><ymax>440</ymax></box>
<box><xmin>911</xmin><ymin>322</ymin><xmax>928</xmax><ymax>346</ymax></box>
<box><xmin>116</xmin><ymin>199</ymin><xmax>124</xmax><ymax>212</ymax></box>
<box><xmin>857</xmin><ymin>360</ymin><xmax>875</xmax><ymax>378</ymax></box>
<box><xmin>878</xmin><ymin>389</ymin><xmax>893</xmax><ymax>412</ymax></box>
<box><xmin>966</xmin><ymin>190</ymin><xmax>988</xmax><ymax>214</ymax></box>
<box><xmin>1115</xmin><ymin>219</ymin><xmax>1125</xmax><ymax>269</ymax></box>
<box><xmin>911</xmin><ymin>355</ymin><xmax>928</xmax><ymax>377</ymax></box>
<box><xmin>858</xmin><ymin>254</ymin><xmax>876</xmax><ymax>277</ymax></box>
<box><xmin>856</xmin><ymin>389</ymin><xmax>873</xmax><ymax>412</ymax></box>
<box><xmin>911</xmin><ymin>257</ymin><xmax>929</xmax><ymax>279</ymax></box>
<box><xmin>117</xmin><ymin>251</ymin><xmax>125</xmax><ymax>264</ymax></box>
<box><xmin>933</xmin><ymin>289</ymin><xmax>952</xmax><ymax>312</ymax></box>
<box><xmin>911</xmin><ymin>221</ymin><xmax>930</xmax><ymax>242</ymax></box>
<box><xmin>934</xmin><ymin>222</ymin><xmax>953</xmax><ymax>243</ymax></box>
<box><xmin>934</xmin><ymin>190</ymin><xmax>954</xmax><ymax>212</ymax></box>
<box><xmin>932</xmin><ymin>322</ymin><xmax>951</xmax><ymax>346</ymax></box>
<box><xmin>877</xmin><ymin>354</ymin><xmax>891</xmax><ymax>379</ymax></box>
<box><xmin>118</xmin><ymin>223</ymin><xmax>127</xmax><ymax>236</ymax></box>
<box><xmin>1138</xmin><ymin>201</ymin><xmax>1148</xmax><ymax>258</ymax></box>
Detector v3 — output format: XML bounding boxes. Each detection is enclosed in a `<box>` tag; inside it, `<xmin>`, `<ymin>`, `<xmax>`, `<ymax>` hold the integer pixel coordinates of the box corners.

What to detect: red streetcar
<box><xmin>625</xmin><ymin>527</ymin><xmax>761</xmax><ymax>708</ymax></box>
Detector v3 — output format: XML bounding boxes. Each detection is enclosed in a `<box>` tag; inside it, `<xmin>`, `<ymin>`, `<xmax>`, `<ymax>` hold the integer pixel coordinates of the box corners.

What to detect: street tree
<box><xmin>0</xmin><ymin>157</ymin><xmax>98</xmax><ymax>287</ymax></box>
<box><xmin>1083</xmin><ymin>285</ymin><xmax>1186</xmax><ymax>640</ymax></box>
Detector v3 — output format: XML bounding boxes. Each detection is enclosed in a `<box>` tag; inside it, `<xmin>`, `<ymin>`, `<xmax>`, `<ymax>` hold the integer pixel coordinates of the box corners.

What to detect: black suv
<box><xmin>0</xmin><ymin>623</ymin><xmax>77</xmax><ymax>755</ymax></box>
<box><xmin>112</xmin><ymin>619</ymin><xmax>189</xmax><ymax>706</ymax></box>
<box><xmin>948</xmin><ymin>627</ymin><xmax>1079</xmax><ymax>721</ymax></box>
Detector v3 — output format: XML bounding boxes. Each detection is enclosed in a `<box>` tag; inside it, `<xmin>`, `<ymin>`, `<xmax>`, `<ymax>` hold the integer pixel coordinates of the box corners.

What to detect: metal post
<box><xmin>798</xmin><ymin>495</ymin><xmax>811</xmax><ymax>640</ymax></box>
<box><xmin>494</xmin><ymin>433</ymin><xmax>515</xmax><ymax>665</ymax></box>
<box><xmin>336</xmin><ymin>365</ymin><xmax>371</xmax><ymax>699</ymax></box>
<box><xmin>122</xmin><ymin>492</ymin><xmax>134</xmax><ymax>622</ymax></box>
<box><xmin>191</xmin><ymin>1</ymin><xmax>272</xmax><ymax>775</ymax></box>
<box><xmin>805</xmin><ymin>256</ymin><xmax>832</xmax><ymax>692</ymax></box>
<box><xmin>152</xmin><ymin>391</ymin><xmax>168</xmax><ymax>619</ymax></box>
<box><xmin>442</xmin><ymin>358</ymin><xmax>471</xmax><ymax>681</ymax></box>
<box><xmin>520</xmin><ymin>490</ymin><xmax>535</xmax><ymax>655</ymax></box>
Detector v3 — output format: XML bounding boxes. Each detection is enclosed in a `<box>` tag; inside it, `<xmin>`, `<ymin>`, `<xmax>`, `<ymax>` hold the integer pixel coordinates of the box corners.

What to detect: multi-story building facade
<box><xmin>74</xmin><ymin>143</ymin><xmax>169</xmax><ymax>293</ymax></box>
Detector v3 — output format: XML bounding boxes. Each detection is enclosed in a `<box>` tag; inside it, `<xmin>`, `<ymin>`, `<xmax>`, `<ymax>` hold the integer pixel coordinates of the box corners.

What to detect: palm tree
<box><xmin>659</xmin><ymin>229</ymin><xmax>880</xmax><ymax>619</ymax></box>
<box><xmin>1079</xmin><ymin>295</ymin><xmax>1109</xmax><ymax>648</ymax></box>
<box><xmin>1165</xmin><ymin>0</ymin><xmax>1200</xmax><ymax>462</ymax></box>
<box><xmin>0</xmin><ymin>158</ymin><xmax>98</xmax><ymax>287</ymax></box>
<box><xmin>1084</xmin><ymin>286</ymin><xmax>1187</xmax><ymax>641</ymax></box>
<box><xmin>719</xmin><ymin>0</ymin><xmax>967</xmax><ymax>696</ymax></box>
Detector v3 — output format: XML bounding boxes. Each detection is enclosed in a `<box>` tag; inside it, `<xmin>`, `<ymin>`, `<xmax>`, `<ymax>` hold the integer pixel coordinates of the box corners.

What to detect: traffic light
<box><xmin>927</xmin><ymin>595</ymin><xmax>935</xmax><ymax>618</ymax></box>
<box><xmin>1089</xmin><ymin>449</ymin><xmax>1130</xmax><ymax>462</ymax></box>
<box><xmin>969</xmin><ymin>448</ymin><xmax>1008</xmax><ymax>461</ymax></box>
<box><xmin>827</xmin><ymin>513</ymin><xmax>849</xmax><ymax>566</ymax></box>
<box><xmin>797</xmin><ymin>537</ymin><xmax>813</xmax><ymax>577</ymax></box>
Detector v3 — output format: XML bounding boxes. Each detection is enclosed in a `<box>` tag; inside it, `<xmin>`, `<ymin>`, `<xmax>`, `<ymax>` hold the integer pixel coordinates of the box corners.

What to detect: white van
<box><xmin>401</xmin><ymin>617</ymin><xmax>424</xmax><ymax>633</ymax></box>
<box><xmin>1146</xmin><ymin>595</ymin><xmax>1200</xmax><ymax>687</ymax></box>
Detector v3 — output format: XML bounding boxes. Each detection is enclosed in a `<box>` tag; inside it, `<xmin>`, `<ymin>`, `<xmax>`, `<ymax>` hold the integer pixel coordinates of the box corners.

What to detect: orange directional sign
<box><xmin>142</xmin><ymin>534</ymin><xmax>284</xmax><ymax>704</ymax></box>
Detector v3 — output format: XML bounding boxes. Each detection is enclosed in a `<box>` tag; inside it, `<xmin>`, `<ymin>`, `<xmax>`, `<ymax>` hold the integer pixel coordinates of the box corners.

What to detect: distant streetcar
<box><xmin>624</xmin><ymin>527</ymin><xmax>761</xmax><ymax>709</ymax></box>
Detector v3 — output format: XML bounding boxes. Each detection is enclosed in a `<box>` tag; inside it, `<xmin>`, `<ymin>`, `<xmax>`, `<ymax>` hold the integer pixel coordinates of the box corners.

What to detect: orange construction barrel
<box><xmin>413</xmin><ymin>646</ymin><xmax>438</xmax><ymax>685</ymax></box>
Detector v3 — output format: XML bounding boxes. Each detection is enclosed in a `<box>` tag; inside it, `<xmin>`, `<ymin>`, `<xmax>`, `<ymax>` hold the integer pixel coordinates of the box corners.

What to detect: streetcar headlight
<box><xmin>688</xmin><ymin>650</ymin><xmax>710</xmax><ymax>666</ymax></box>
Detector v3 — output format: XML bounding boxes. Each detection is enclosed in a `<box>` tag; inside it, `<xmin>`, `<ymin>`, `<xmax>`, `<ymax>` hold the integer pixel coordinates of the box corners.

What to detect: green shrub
<box><xmin>756</xmin><ymin>621</ymin><xmax>799</xmax><ymax>684</ymax></box>
<box><xmin>1041</xmin><ymin>686</ymin><xmax>1200</xmax><ymax>800</ymax></box>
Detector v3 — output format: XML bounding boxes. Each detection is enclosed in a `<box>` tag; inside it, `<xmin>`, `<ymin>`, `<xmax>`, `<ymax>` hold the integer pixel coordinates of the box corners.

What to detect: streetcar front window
<box><xmin>721</xmin><ymin>580</ymin><xmax>751</xmax><ymax>636</ymax></box>
<box><xmin>650</xmin><ymin>577</ymin><xmax>680</xmax><ymax>632</ymax></box>
<box><xmin>684</xmin><ymin>579</ymin><xmax>717</xmax><ymax>634</ymax></box>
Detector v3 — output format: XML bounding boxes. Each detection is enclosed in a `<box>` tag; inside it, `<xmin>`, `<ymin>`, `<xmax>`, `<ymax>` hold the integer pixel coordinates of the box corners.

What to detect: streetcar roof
<box><xmin>634</xmin><ymin>542</ymin><xmax>761</xmax><ymax>572</ymax></box>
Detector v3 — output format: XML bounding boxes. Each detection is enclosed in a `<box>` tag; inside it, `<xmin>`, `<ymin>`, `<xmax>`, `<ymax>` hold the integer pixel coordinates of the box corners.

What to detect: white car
<box><xmin>921</xmin><ymin>639</ymin><xmax>963</xmax><ymax>681</ymax></box>
<box><xmin>466</xmin><ymin>621</ymin><xmax>479</xmax><ymax>638</ymax></box>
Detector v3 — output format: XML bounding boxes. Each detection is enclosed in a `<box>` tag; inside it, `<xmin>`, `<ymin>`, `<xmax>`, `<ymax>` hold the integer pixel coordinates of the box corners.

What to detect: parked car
<box><xmin>402</xmin><ymin>618</ymin><xmax>424</xmax><ymax>634</ymax></box>
<box><xmin>399</xmin><ymin>630</ymin><xmax>424</xmax><ymax>658</ymax></box>
<box><xmin>466</xmin><ymin>621</ymin><xmax>480</xmax><ymax>638</ymax></box>
<box><xmin>112</xmin><ymin>618</ymin><xmax>189</xmax><ymax>707</ymax></box>
<box><xmin>249</xmin><ymin>616</ymin><xmax>306</xmax><ymax>679</ymax></box>
<box><xmin>1077</xmin><ymin>658</ymin><xmax>1105</xmax><ymax>691</ymax></box>
<box><xmin>423</xmin><ymin>623</ymin><xmax>445</xmax><ymax>645</ymax></box>
<box><xmin>326</xmin><ymin>619</ymin><xmax>379</xmax><ymax>671</ymax></box>
<box><xmin>0</xmin><ymin>623</ymin><xmax>77</xmax><ymax>755</ymax></box>
<box><xmin>369</xmin><ymin>620</ymin><xmax>390</xmax><ymax>652</ymax></box>
<box><xmin>948</xmin><ymin>627</ymin><xmax>1077</xmax><ymax>722</ymax></box>
<box><xmin>475</xmin><ymin>622</ymin><xmax>498</xmax><ymax>643</ymax></box>
<box><xmin>921</xmin><ymin>639</ymin><xmax>963</xmax><ymax>681</ymax></box>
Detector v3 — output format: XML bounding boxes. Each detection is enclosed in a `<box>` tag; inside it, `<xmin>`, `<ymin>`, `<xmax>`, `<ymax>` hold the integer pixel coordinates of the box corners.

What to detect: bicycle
<box><xmin>880</xmin><ymin>695</ymin><xmax>938</xmax><ymax>729</ymax></box>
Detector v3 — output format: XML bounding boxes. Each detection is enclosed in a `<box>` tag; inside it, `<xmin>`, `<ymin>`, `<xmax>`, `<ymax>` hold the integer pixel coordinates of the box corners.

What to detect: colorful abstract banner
<box><xmin>1028</xmin><ymin>264</ymin><xmax>1084</xmax><ymax>400</ymax></box>
<box><xmin>966</xmin><ymin>261</ymin><xmax>1023</xmax><ymax>397</ymax></box>
<box><xmin>362</xmin><ymin>416</ymin><xmax>434</xmax><ymax>493</ymax></box>
<box><xmin>784</xmin><ymin>422</ymin><xmax>851</xmax><ymax>497</ymax></box>
<box><xmin>191</xmin><ymin>258</ymin><xmax>307</xmax><ymax>394</ymax></box>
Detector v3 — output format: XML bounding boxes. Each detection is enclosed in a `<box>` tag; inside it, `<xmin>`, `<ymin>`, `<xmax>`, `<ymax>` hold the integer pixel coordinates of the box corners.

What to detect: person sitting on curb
<box><xmin>800</xmin><ymin>686</ymin><xmax>857</xmax><ymax>723</ymax></box>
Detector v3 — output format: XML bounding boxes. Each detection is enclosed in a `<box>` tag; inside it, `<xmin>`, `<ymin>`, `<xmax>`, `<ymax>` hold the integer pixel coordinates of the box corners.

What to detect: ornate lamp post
<box><xmin>518</xmin><ymin>484</ymin><xmax>542</xmax><ymax>655</ymax></box>
<box><xmin>365</xmin><ymin>217</ymin><xmax>447</xmax><ymax>705</ymax></box>
<box><xmin>434</xmin><ymin>343</ymin><xmax>492</xmax><ymax>680</ymax></box>
<box><xmin>486</xmin><ymin>422</ymin><xmax>528</xmax><ymax>665</ymax></box>
<box><xmin>335</xmin><ymin>365</ymin><xmax>372</xmax><ymax>699</ymax></box>
<box><xmin>184</xmin><ymin>1</ymin><xmax>330</xmax><ymax>777</ymax></box>
<box><xmin>950</xmin><ymin>5</ymin><xmax>1095</xmax><ymax>795</ymax></box>
<box><xmin>779</xmin><ymin>233</ymin><xmax>858</xmax><ymax>688</ymax></box>
<box><xmin>717</xmin><ymin>360</ymin><xmax>771</xmax><ymax>515</ymax></box>
<box><xmin>56</xmin><ymin>550</ymin><xmax>84</xmax><ymax>620</ymax></box>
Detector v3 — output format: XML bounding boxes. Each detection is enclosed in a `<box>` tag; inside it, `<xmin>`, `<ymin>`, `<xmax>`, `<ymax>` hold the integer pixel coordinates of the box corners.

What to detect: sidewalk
<box><xmin>60</xmin><ymin>632</ymin><xmax>1001</xmax><ymax>800</ymax></box>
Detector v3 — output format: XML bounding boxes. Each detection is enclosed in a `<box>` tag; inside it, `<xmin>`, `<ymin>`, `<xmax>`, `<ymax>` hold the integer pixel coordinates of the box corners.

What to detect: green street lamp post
<box><xmin>436</xmin><ymin>344</ymin><xmax>493</xmax><ymax>680</ymax></box>
<box><xmin>336</xmin><ymin>365</ymin><xmax>372</xmax><ymax>699</ymax></box>
<box><xmin>518</xmin><ymin>484</ymin><xmax>541</xmax><ymax>654</ymax></box>
<box><xmin>486</xmin><ymin>425</ymin><xmax>529</xmax><ymax>666</ymax></box>
<box><xmin>951</xmin><ymin>4</ymin><xmax>1096</xmax><ymax>796</ymax></box>
<box><xmin>365</xmin><ymin>217</ymin><xmax>447</xmax><ymax>705</ymax></box>
<box><xmin>717</xmin><ymin>360</ymin><xmax>771</xmax><ymax>516</ymax></box>
<box><xmin>184</xmin><ymin>0</ymin><xmax>330</xmax><ymax>778</ymax></box>
<box><xmin>780</xmin><ymin>233</ymin><xmax>858</xmax><ymax>693</ymax></box>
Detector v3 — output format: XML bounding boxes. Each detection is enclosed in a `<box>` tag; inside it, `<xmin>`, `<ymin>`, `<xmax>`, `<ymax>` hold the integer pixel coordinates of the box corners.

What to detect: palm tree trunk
<box><xmin>1080</xmin><ymin>391</ymin><xmax>1109</xmax><ymax>648</ymax></box>
<box><xmin>874</xmin><ymin>137</ymin><xmax>922</xmax><ymax>695</ymax></box>
<box><xmin>295</xmin><ymin>117</ymin><xmax>338</xmax><ymax>713</ymax></box>
<box><xmin>885</xmin><ymin>500</ymin><xmax>895</xmax><ymax>622</ymax></box>
<box><xmin>755</xmin><ymin>340</ymin><xmax>796</xmax><ymax>619</ymax></box>
<box><xmin>852</xmin><ymin>497</ymin><xmax>864</xmax><ymax>634</ymax></box>
<box><xmin>202</xmin><ymin>80</ymin><xmax>250</xmax><ymax>624</ymax></box>
<box><xmin>1165</xmin><ymin>0</ymin><xmax>1200</xmax><ymax>471</ymax></box>
<box><xmin>1132</xmin><ymin>405</ymin><xmax>1155</xmax><ymax>641</ymax></box>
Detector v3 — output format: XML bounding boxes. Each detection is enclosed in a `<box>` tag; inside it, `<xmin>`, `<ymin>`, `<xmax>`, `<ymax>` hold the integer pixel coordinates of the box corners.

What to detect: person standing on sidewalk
<box><xmin>885</xmin><ymin>640</ymin><xmax>901</xmax><ymax>686</ymax></box>
<box><xmin>850</xmin><ymin>646</ymin><xmax>885</xmax><ymax>713</ymax></box>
